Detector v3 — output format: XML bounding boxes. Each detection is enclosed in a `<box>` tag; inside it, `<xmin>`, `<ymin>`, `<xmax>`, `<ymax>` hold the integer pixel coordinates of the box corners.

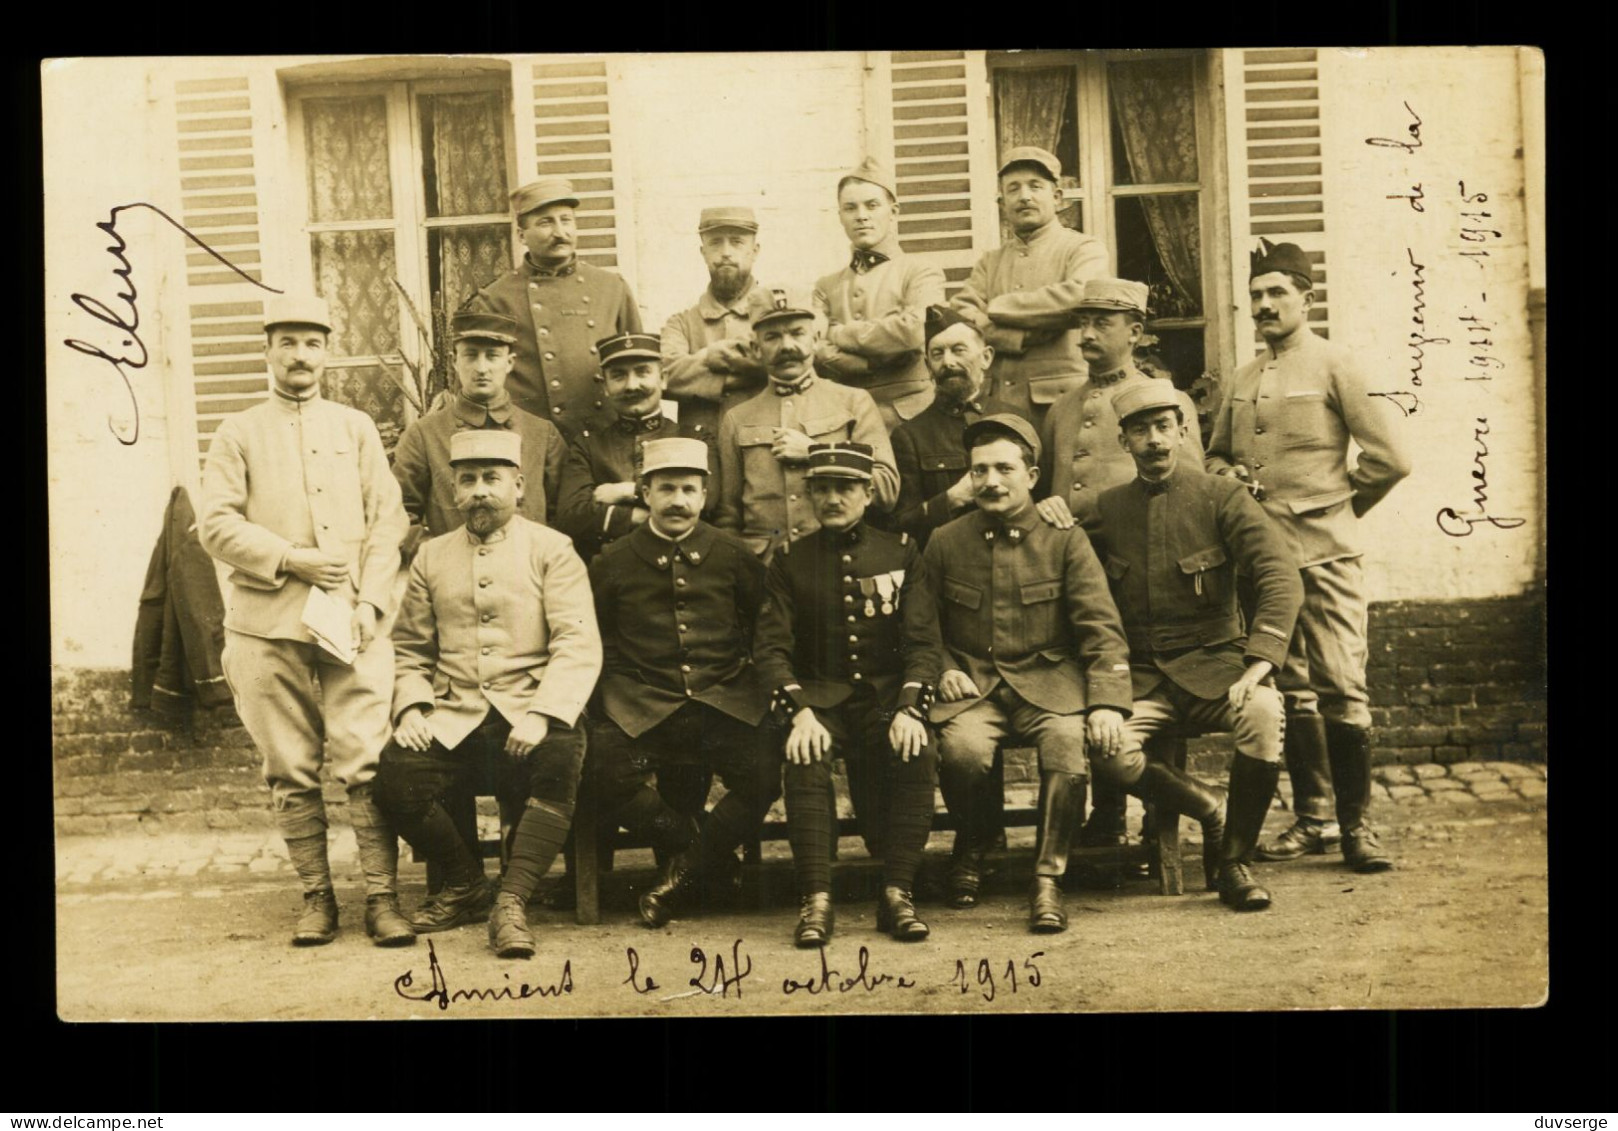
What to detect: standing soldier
<box><xmin>1081</xmin><ymin>381</ymin><xmax>1303</xmax><ymax>910</ymax></box>
<box><xmin>379</xmin><ymin>430</ymin><xmax>602</xmax><ymax>958</ymax></box>
<box><xmin>813</xmin><ymin>158</ymin><xmax>946</xmax><ymax>432</ymax></box>
<box><xmin>660</xmin><ymin>206</ymin><xmax>770</xmax><ymax>441</ymax></box>
<box><xmin>951</xmin><ymin>147</ymin><xmax>1109</xmax><ymax>434</ymax></box>
<box><xmin>392</xmin><ymin>310</ymin><xmax>567</xmax><ymax>540</ymax></box>
<box><xmin>1208</xmin><ymin>239</ymin><xmax>1412</xmax><ymax>872</ymax></box>
<box><xmin>587</xmin><ymin>438</ymin><xmax>781</xmax><ymax>928</ymax></box>
<box><xmin>716</xmin><ymin>286</ymin><xmax>897</xmax><ymax>560</ymax></box>
<box><xmin>754</xmin><ymin>442</ymin><xmax>936</xmax><ymax>946</ymax></box>
<box><xmin>463</xmin><ymin>178</ymin><xmax>641</xmax><ymax>438</ymax></box>
<box><xmin>199</xmin><ymin>295</ymin><xmax>413</xmax><ymax>948</ymax></box>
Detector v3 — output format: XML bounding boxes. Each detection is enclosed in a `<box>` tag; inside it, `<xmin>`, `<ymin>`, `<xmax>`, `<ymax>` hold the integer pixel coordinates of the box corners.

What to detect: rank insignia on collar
<box><xmin>688</xmin><ymin>551</ymin><xmax>701</xmax><ymax>562</ymax></box>
<box><xmin>656</xmin><ymin>555</ymin><xmax>670</xmax><ymax>568</ymax></box>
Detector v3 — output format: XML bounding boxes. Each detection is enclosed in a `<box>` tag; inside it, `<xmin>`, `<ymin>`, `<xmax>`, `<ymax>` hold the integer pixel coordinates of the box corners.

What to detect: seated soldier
<box><xmin>377</xmin><ymin>430</ymin><xmax>603</xmax><ymax>959</ymax></box>
<box><xmin>907</xmin><ymin>413</ymin><xmax>1225</xmax><ymax>932</ymax></box>
<box><xmin>586</xmin><ymin>437</ymin><xmax>781</xmax><ymax>928</ymax></box>
<box><xmin>754</xmin><ymin>442</ymin><xmax>936</xmax><ymax>946</ymax></box>
<box><xmin>1080</xmin><ymin>381</ymin><xmax>1303</xmax><ymax>910</ymax></box>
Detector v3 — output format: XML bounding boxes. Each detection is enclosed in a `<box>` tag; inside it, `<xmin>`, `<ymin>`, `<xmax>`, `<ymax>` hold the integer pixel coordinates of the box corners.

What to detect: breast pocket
<box><xmin>943</xmin><ymin>577</ymin><xmax>982</xmax><ymax>610</ymax></box>
<box><xmin>797</xmin><ymin>411</ymin><xmax>855</xmax><ymax>441</ymax></box>
<box><xmin>1019</xmin><ymin>576</ymin><xmax>1062</xmax><ymax>642</ymax></box>
<box><xmin>1279</xmin><ymin>390</ymin><xmax>1330</xmax><ymax>448</ymax></box>
<box><xmin>916</xmin><ymin>448</ymin><xmax>967</xmax><ymax>478</ymax></box>
<box><xmin>1177</xmin><ymin>545</ymin><xmax>1229</xmax><ymax>605</ymax></box>
<box><xmin>736</xmin><ymin>424</ymin><xmax>776</xmax><ymax>450</ymax></box>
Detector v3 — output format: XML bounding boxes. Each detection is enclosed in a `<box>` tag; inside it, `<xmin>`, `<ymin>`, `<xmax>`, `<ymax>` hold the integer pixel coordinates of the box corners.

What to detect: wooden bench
<box><xmin>427</xmin><ymin>735</ymin><xmax>1199</xmax><ymax>925</ymax></box>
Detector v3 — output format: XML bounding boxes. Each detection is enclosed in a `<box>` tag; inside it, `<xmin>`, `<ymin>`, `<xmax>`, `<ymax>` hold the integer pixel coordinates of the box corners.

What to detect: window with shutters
<box><xmin>287</xmin><ymin>78</ymin><xmax>517</xmax><ymax>449</ymax></box>
<box><xmin>987</xmin><ymin>51</ymin><xmax>1229</xmax><ymax>391</ymax></box>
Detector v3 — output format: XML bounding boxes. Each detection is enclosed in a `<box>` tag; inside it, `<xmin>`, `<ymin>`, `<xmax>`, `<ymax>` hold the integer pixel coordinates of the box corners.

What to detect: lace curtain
<box><xmin>1109</xmin><ymin>58</ymin><xmax>1202</xmax><ymax>314</ymax></box>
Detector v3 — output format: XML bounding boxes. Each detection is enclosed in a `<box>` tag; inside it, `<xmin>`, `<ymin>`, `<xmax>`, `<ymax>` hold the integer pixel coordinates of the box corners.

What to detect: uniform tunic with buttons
<box><xmin>391</xmin><ymin>393</ymin><xmax>566</xmax><ymax>537</ymax></box>
<box><xmin>754</xmin><ymin>522</ymin><xmax>931</xmax><ymax>710</ymax></box>
<box><xmin>391</xmin><ymin>516</ymin><xmax>602</xmax><ymax>750</ymax></box>
<box><xmin>950</xmin><ymin>221</ymin><xmax>1109</xmax><ymax>430</ymax></box>
<box><xmin>812</xmin><ymin>236</ymin><xmax>946</xmax><ymax>430</ymax></box>
<box><xmin>1205</xmin><ymin>329</ymin><xmax>1411</xmax><ymax>568</ymax></box>
<box><xmin>1042</xmin><ymin>368</ymin><xmax>1203</xmax><ymax>515</ymax></box>
<box><xmin>589</xmin><ymin>521</ymin><xmax>768</xmax><ymax>739</ymax></box>
<box><xmin>906</xmin><ymin>507</ymin><xmax>1133</xmax><ymax>724</ymax></box>
<box><xmin>553</xmin><ymin>412</ymin><xmax>713</xmax><ymax>559</ymax></box>
<box><xmin>715</xmin><ymin>373</ymin><xmax>899</xmax><ymax>558</ymax></box>
<box><xmin>660</xmin><ymin>280</ymin><xmax>768</xmax><ymax>440</ymax></box>
<box><xmin>463</xmin><ymin>256</ymin><xmax>642</xmax><ymax>438</ymax></box>
<box><xmin>889</xmin><ymin>395</ymin><xmax>1027</xmax><ymax>543</ymax></box>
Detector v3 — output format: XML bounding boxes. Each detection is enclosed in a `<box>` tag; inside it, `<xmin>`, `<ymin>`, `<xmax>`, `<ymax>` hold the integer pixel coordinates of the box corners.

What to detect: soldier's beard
<box><xmin>933</xmin><ymin>368</ymin><xmax>977</xmax><ymax>404</ymax></box>
<box><xmin>709</xmin><ymin>266</ymin><xmax>750</xmax><ymax>302</ymax></box>
<box><xmin>464</xmin><ymin>504</ymin><xmax>506</xmax><ymax>536</ymax></box>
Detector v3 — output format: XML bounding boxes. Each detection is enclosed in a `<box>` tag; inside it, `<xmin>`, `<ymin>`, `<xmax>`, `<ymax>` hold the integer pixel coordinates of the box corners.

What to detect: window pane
<box><xmin>420</xmin><ymin>91</ymin><xmax>510</xmax><ymax>218</ymax></box>
<box><xmin>304</xmin><ymin>96</ymin><xmax>393</xmax><ymax>222</ymax></box>
<box><xmin>993</xmin><ymin>67</ymin><xmax>1079</xmax><ymax>187</ymax></box>
<box><xmin>1108</xmin><ymin>56</ymin><xmax>1198</xmax><ymax>186</ymax></box>
<box><xmin>431</xmin><ymin>224</ymin><xmax>513</xmax><ymax>312</ymax></box>
<box><xmin>311</xmin><ymin>229</ymin><xmax>401</xmax><ymax>358</ymax></box>
<box><xmin>320</xmin><ymin>363</ymin><xmax>409</xmax><ymax>452</ymax></box>
<box><xmin>1114</xmin><ymin>193</ymin><xmax>1202</xmax><ymax>320</ymax></box>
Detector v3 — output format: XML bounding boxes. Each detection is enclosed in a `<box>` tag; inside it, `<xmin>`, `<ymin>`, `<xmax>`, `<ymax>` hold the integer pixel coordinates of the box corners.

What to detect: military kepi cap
<box><xmin>963</xmin><ymin>412</ymin><xmax>1042</xmax><ymax>464</ymax></box>
<box><xmin>264</xmin><ymin>293</ymin><xmax>332</xmax><ymax>334</ymax></box>
<box><xmin>640</xmin><ymin>437</ymin><xmax>710</xmax><ymax>477</ymax></box>
<box><xmin>598</xmin><ymin>332</ymin><xmax>662</xmax><ymax>365</ymax></box>
<box><xmin>698</xmin><ymin>206</ymin><xmax>759</xmax><ymax>234</ymax></box>
<box><xmin>1112</xmin><ymin>378</ymin><xmax>1183</xmax><ymax>426</ymax></box>
<box><xmin>748</xmin><ymin>285</ymin><xmax>817</xmax><ymax>330</ymax></box>
<box><xmin>511</xmin><ymin>177</ymin><xmax>579</xmax><ymax>220</ymax></box>
<box><xmin>449</xmin><ymin>429</ymin><xmax>522</xmax><ymax>467</ymax></box>
<box><xmin>1250</xmin><ymin>237</ymin><xmax>1314</xmax><ymax>282</ymax></box>
<box><xmin>924</xmin><ymin>304</ymin><xmax>977</xmax><ymax>346</ymax></box>
<box><xmin>838</xmin><ymin>156</ymin><xmax>897</xmax><ymax>200</ymax></box>
<box><xmin>1075</xmin><ymin>278</ymin><xmax>1150</xmax><ymax>317</ymax></box>
<box><xmin>806</xmin><ymin>442</ymin><xmax>875</xmax><ymax>481</ymax></box>
<box><xmin>451</xmin><ymin>310</ymin><xmax>519</xmax><ymax>345</ymax></box>
<box><xmin>998</xmin><ymin>145</ymin><xmax>1061</xmax><ymax>182</ymax></box>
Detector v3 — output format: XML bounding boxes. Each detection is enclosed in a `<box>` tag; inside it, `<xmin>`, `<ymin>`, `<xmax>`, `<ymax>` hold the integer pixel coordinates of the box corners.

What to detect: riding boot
<box><xmin>1218</xmin><ymin>754</ymin><xmax>1282</xmax><ymax>911</ymax></box>
<box><xmin>939</xmin><ymin>761</ymin><xmax>996</xmax><ymax>909</ymax></box>
<box><xmin>1127</xmin><ymin>761</ymin><xmax>1226</xmax><ymax>891</ymax></box>
<box><xmin>1079</xmin><ymin>778</ymin><xmax>1130</xmax><ymax>846</ymax></box>
<box><xmin>1327</xmin><ymin>720</ymin><xmax>1393</xmax><ymax>873</ymax></box>
<box><xmin>1258</xmin><ymin>714</ymin><xmax>1340</xmax><ymax>860</ymax></box>
<box><xmin>1028</xmin><ymin>772</ymin><xmax>1086</xmax><ymax>933</ymax></box>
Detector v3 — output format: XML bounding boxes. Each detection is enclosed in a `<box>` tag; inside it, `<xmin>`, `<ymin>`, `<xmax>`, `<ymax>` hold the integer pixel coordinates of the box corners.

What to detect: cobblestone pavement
<box><xmin>54</xmin><ymin>760</ymin><xmax>1545</xmax><ymax>888</ymax></box>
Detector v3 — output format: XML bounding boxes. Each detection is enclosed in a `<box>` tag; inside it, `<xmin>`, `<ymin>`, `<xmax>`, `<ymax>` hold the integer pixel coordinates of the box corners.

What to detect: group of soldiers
<box><xmin>197</xmin><ymin>144</ymin><xmax>1411</xmax><ymax>960</ymax></box>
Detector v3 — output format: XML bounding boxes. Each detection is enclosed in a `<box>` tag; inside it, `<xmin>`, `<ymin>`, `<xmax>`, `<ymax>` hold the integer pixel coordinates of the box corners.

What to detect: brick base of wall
<box><xmin>54</xmin><ymin>590</ymin><xmax>1545</xmax><ymax>834</ymax></box>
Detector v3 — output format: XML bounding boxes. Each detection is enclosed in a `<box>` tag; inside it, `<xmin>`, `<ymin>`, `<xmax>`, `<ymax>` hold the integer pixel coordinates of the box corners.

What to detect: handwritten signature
<box><xmin>62</xmin><ymin>201</ymin><xmax>278</xmax><ymax>445</ymax></box>
<box><xmin>393</xmin><ymin>938</ymin><xmax>574</xmax><ymax>1010</ymax></box>
<box><xmin>1365</xmin><ymin>101</ymin><xmax>1423</xmax><ymax>153</ymax></box>
<box><xmin>1436</xmin><ymin>418</ymin><xmax>1526</xmax><ymax>537</ymax></box>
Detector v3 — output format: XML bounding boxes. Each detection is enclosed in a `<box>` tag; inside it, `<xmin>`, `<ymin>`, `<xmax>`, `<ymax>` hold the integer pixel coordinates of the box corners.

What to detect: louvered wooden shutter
<box><xmin>1240</xmin><ymin>48</ymin><xmax>1329</xmax><ymax>342</ymax></box>
<box><xmin>174</xmin><ymin>75</ymin><xmax>269</xmax><ymax>467</ymax></box>
<box><xmin>528</xmin><ymin>58</ymin><xmax>624</xmax><ymax>272</ymax></box>
<box><xmin>883</xmin><ymin>51</ymin><xmax>992</xmax><ymax>301</ymax></box>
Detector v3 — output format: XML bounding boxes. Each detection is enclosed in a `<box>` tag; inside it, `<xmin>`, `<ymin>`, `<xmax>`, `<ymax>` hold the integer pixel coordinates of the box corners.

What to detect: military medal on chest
<box><xmin>874</xmin><ymin>572</ymin><xmax>896</xmax><ymax>616</ymax></box>
<box><xmin>858</xmin><ymin>577</ymin><xmax>877</xmax><ymax>618</ymax></box>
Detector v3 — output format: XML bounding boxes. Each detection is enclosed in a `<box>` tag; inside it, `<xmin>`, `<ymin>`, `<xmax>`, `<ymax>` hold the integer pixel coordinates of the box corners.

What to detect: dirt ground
<box><xmin>56</xmin><ymin>794</ymin><xmax>1547</xmax><ymax>1020</ymax></box>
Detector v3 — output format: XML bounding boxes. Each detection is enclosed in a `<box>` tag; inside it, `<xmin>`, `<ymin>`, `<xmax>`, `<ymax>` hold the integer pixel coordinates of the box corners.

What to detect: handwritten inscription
<box><xmin>1365</xmin><ymin>100</ymin><xmax>1423</xmax><ymax>153</ymax></box>
<box><xmin>393</xmin><ymin>938</ymin><xmax>574</xmax><ymax>1011</ymax></box>
<box><xmin>781</xmin><ymin>945</ymin><xmax>918</xmax><ymax>996</ymax></box>
<box><xmin>943</xmin><ymin>954</ymin><xmax>1045</xmax><ymax>1003</ymax></box>
<box><xmin>62</xmin><ymin>201</ymin><xmax>278</xmax><ymax>445</ymax></box>
<box><xmin>1436</xmin><ymin>418</ymin><xmax>1526</xmax><ymax>537</ymax></box>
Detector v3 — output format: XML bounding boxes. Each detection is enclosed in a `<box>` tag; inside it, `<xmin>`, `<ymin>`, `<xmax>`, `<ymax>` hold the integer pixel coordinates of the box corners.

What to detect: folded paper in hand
<box><xmin>302</xmin><ymin>586</ymin><xmax>356</xmax><ymax>665</ymax></box>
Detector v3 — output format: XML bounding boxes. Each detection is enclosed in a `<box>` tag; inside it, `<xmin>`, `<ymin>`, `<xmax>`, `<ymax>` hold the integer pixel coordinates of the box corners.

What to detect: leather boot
<box><xmin>1079</xmin><ymin>778</ymin><xmax>1130</xmax><ymax>847</ymax></box>
<box><xmin>365</xmin><ymin>894</ymin><xmax>416</xmax><ymax>947</ymax></box>
<box><xmin>1128</xmin><ymin>762</ymin><xmax>1226</xmax><ymax>892</ymax></box>
<box><xmin>877</xmin><ymin>886</ymin><xmax>930</xmax><ymax>941</ymax></box>
<box><xmin>292</xmin><ymin>889</ymin><xmax>339</xmax><ymax>946</ymax></box>
<box><xmin>793</xmin><ymin>892</ymin><xmax>835</xmax><ymax>948</ymax></box>
<box><xmin>638</xmin><ymin>847</ymin><xmax>701</xmax><ymax>928</ymax></box>
<box><xmin>1028</xmin><ymin>772</ymin><xmax>1086</xmax><ymax>933</ymax></box>
<box><xmin>1327</xmin><ymin>720</ymin><xmax>1393</xmax><ymax>873</ymax></box>
<box><xmin>1259</xmin><ymin>714</ymin><xmax>1340</xmax><ymax>860</ymax></box>
<box><xmin>410</xmin><ymin>878</ymin><xmax>495</xmax><ymax>932</ymax></box>
<box><xmin>1218</xmin><ymin>754</ymin><xmax>1282</xmax><ymax>911</ymax></box>
<box><xmin>940</xmin><ymin>765</ymin><xmax>997</xmax><ymax>909</ymax></box>
<box><xmin>488</xmin><ymin>892</ymin><xmax>536</xmax><ymax>959</ymax></box>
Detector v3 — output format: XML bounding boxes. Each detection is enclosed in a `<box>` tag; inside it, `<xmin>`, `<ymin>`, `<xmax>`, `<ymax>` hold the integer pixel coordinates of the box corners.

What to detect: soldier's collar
<box><xmin>1136</xmin><ymin>467</ymin><xmax>1179</xmax><ymax>496</ymax></box>
<box><xmin>271</xmin><ymin>384</ymin><xmax>321</xmax><ymax>406</ymax></box>
<box><xmin>936</xmin><ymin>394</ymin><xmax>984</xmax><ymax>418</ymax></box>
<box><xmin>1088</xmin><ymin>365</ymin><xmax>1137</xmax><ymax>388</ymax></box>
<box><xmin>769</xmin><ymin>371</ymin><xmax>816</xmax><ymax>396</ymax></box>
<box><xmin>452</xmin><ymin>392</ymin><xmax>513</xmax><ymax>427</ymax></box>
<box><xmin>1012</xmin><ymin>219</ymin><xmax>1060</xmax><ymax>248</ymax></box>
<box><xmin>828</xmin><ymin>522</ymin><xmax>864</xmax><ymax>546</ymax></box>
<box><xmin>698</xmin><ymin>281</ymin><xmax>756</xmax><ymax>321</ymax></box>
<box><xmin>980</xmin><ymin>506</ymin><xmax>1039</xmax><ymax>544</ymax></box>
<box><xmin>634</xmin><ymin>520</ymin><xmax>716</xmax><ymax>568</ymax></box>
<box><xmin>464</xmin><ymin>521</ymin><xmax>511</xmax><ymax>546</ymax></box>
<box><xmin>614</xmin><ymin>411</ymin><xmax>668</xmax><ymax>435</ymax></box>
<box><xmin>523</xmin><ymin>253</ymin><xmax>577</xmax><ymax>278</ymax></box>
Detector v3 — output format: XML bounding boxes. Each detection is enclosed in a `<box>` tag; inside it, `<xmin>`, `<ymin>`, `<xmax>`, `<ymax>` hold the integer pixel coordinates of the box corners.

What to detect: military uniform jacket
<box><xmin>1206</xmin><ymin>329</ymin><xmax>1411</xmax><ymax>568</ymax></box>
<box><xmin>1082</xmin><ymin>467</ymin><xmax>1303</xmax><ymax>701</ymax></box>
<box><xmin>951</xmin><ymin>221</ymin><xmax>1109</xmax><ymax>423</ymax></box>
<box><xmin>1043</xmin><ymin>369</ymin><xmax>1204</xmax><ymax>514</ymax></box>
<box><xmin>554</xmin><ymin>411</ymin><xmax>713</xmax><ymax>558</ymax></box>
<box><xmin>907</xmin><ymin>507</ymin><xmax>1133</xmax><ymax>723</ymax></box>
<box><xmin>754</xmin><ymin>523</ymin><xmax>931</xmax><ymax>711</ymax></box>
<box><xmin>715</xmin><ymin>374</ymin><xmax>899</xmax><ymax>558</ymax></box>
<box><xmin>589</xmin><ymin>521</ymin><xmax>769</xmax><ymax>738</ymax></box>
<box><xmin>890</xmin><ymin>395</ymin><xmax>1027</xmax><ymax>543</ymax></box>
<box><xmin>660</xmin><ymin>280</ymin><xmax>768</xmax><ymax>440</ymax></box>
<box><xmin>813</xmin><ymin>237</ymin><xmax>946</xmax><ymax>424</ymax></box>
<box><xmin>199</xmin><ymin>391</ymin><xmax>407</xmax><ymax>641</ymax></box>
<box><xmin>464</xmin><ymin>256</ymin><xmax>642</xmax><ymax>437</ymax></box>
<box><xmin>392</xmin><ymin>394</ymin><xmax>566</xmax><ymax>537</ymax></box>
